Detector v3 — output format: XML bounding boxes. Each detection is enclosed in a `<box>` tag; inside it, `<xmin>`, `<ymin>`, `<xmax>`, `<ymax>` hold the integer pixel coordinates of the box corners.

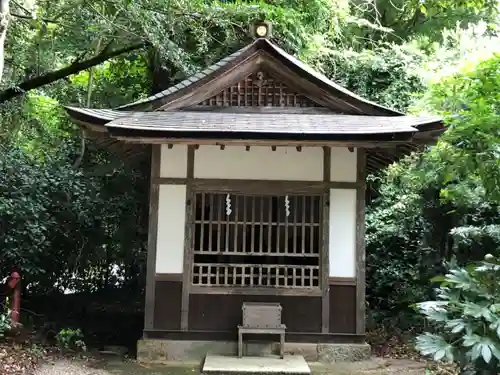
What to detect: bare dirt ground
<box><xmin>33</xmin><ymin>357</ymin><xmax>430</xmax><ymax>375</ymax></box>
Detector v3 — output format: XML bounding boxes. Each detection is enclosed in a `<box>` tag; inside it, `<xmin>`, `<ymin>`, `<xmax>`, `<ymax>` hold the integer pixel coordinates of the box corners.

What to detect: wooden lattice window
<box><xmin>197</xmin><ymin>71</ymin><xmax>323</xmax><ymax>108</ymax></box>
<box><xmin>191</xmin><ymin>192</ymin><xmax>321</xmax><ymax>288</ymax></box>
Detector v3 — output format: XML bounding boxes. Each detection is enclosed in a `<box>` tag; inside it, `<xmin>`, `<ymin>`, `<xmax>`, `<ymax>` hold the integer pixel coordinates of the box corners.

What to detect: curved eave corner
<box><xmin>64</xmin><ymin>106</ymin><xmax>120</xmax><ymax>133</ymax></box>
<box><xmin>412</xmin><ymin>118</ymin><xmax>446</xmax><ymax>144</ymax></box>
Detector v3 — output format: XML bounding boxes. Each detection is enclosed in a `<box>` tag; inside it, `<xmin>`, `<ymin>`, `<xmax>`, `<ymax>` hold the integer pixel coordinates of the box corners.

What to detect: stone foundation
<box><xmin>137</xmin><ymin>339</ymin><xmax>371</xmax><ymax>364</ymax></box>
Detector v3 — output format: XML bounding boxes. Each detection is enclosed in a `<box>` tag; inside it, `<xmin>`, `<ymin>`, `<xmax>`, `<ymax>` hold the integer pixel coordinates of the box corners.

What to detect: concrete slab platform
<box><xmin>202</xmin><ymin>354</ymin><xmax>311</xmax><ymax>375</ymax></box>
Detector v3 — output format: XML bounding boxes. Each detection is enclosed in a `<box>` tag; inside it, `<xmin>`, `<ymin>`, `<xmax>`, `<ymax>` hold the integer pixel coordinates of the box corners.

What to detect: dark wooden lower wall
<box><xmin>329</xmin><ymin>284</ymin><xmax>356</xmax><ymax>334</ymax></box>
<box><xmin>153</xmin><ymin>276</ymin><xmax>356</xmax><ymax>335</ymax></box>
<box><xmin>189</xmin><ymin>294</ymin><xmax>322</xmax><ymax>332</ymax></box>
<box><xmin>153</xmin><ymin>277</ymin><xmax>182</xmax><ymax>330</ymax></box>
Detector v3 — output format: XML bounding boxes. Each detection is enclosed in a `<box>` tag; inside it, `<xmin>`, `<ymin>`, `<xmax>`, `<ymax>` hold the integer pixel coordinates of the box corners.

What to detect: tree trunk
<box><xmin>0</xmin><ymin>0</ymin><xmax>10</xmax><ymax>84</ymax></box>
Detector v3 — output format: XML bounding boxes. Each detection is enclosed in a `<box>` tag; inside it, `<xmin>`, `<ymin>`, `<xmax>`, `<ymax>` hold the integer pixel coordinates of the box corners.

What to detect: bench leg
<box><xmin>279</xmin><ymin>333</ymin><xmax>285</xmax><ymax>359</ymax></box>
<box><xmin>238</xmin><ymin>331</ymin><xmax>243</xmax><ymax>358</ymax></box>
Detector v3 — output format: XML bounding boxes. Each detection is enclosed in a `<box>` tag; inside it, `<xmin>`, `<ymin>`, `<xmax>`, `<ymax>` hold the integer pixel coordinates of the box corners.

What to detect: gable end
<box><xmin>195</xmin><ymin>70</ymin><xmax>324</xmax><ymax>108</ymax></box>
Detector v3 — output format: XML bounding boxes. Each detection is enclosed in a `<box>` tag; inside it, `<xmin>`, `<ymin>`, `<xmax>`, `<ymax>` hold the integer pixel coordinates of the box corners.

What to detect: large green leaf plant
<box><xmin>416</xmin><ymin>255</ymin><xmax>500</xmax><ymax>374</ymax></box>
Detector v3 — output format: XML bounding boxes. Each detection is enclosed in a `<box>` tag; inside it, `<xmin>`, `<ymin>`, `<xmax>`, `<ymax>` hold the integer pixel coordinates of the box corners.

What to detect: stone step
<box><xmin>202</xmin><ymin>354</ymin><xmax>311</xmax><ymax>375</ymax></box>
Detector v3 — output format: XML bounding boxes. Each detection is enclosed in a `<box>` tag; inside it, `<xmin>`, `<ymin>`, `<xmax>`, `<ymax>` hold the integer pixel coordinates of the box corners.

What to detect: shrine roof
<box><xmin>65</xmin><ymin>107</ymin><xmax>441</xmax><ymax>141</ymax></box>
<box><xmin>63</xmin><ymin>32</ymin><xmax>445</xmax><ymax>173</ymax></box>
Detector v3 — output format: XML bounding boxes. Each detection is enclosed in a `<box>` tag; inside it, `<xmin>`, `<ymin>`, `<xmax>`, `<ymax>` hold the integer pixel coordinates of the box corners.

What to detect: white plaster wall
<box><xmin>159</xmin><ymin>145</ymin><xmax>357</xmax><ymax>182</ymax></box>
<box><xmin>193</xmin><ymin>146</ymin><xmax>323</xmax><ymax>181</ymax></box>
<box><xmin>160</xmin><ymin>144</ymin><xmax>188</xmax><ymax>178</ymax></box>
<box><xmin>330</xmin><ymin>147</ymin><xmax>357</xmax><ymax>182</ymax></box>
<box><xmin>329</xmin><ymin>188</ymin><xmax>356</xmax><ymax>278</ymax></box>
<box><xmin>156</xmin><ymin>184</ymin><xmax>186</xmax><ymax>274</ymax></box>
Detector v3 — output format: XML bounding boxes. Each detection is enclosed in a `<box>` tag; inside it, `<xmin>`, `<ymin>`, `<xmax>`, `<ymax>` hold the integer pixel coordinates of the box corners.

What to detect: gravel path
<box><xmin>34</xmin><ymin>360</ymin><xmax>110</xmax><ymax>375</ymax></box>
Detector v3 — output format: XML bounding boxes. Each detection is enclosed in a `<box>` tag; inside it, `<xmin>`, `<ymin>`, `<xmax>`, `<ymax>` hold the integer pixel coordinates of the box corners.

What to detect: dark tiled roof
<box><xmin>263</xmin><ymin>40</ymin><xmax>402</xmax><ymax>115</ymax></box>
<box><xmin>116</xmin><ymin>42</ymin><xmax>256</xmax><ymax>110</ymax></box>
<box><xmin>102</xmin><ymin>111</ymin><xmax>440</xmax><ymax>135</ymax></box>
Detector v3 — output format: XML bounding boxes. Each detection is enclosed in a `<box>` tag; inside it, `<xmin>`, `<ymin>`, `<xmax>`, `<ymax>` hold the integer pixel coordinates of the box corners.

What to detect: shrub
<box><xmin>55</xmin><ymin>328</ymin><xmax>86</xmax><ymax>352</ymax></box>
<box><xmin>416</xmin><ymin>254</ymin><xmax>500</xmax><ymax>374</ymax></box>
<box><xmin>0</xmin><ymin>302</ymin><xmax>11</xmax><ymax>339</ymax></box>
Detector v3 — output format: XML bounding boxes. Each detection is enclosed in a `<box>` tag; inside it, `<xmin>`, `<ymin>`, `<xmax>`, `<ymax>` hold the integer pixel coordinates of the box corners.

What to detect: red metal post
<box><xmin>7</xmin><ymin>271</ymin><xmax>21</xmax><ymax>324</ymax></box>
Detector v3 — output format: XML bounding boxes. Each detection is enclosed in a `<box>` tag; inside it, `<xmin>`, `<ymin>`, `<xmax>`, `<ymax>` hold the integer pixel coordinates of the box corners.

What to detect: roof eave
<box><xmin>64</xmin><ymin>106</ymin><xmax>444</xmax><ymax>145</ymax></box>
<box><xmin>64</xmin><ymin>107</ymin><xmax>110</xmax><ymax>133</ymax></box>
<box><xmin>412</xmin><ymin>120</ymin><xmax>446</xmax><ymax>143</ymax></box>
<box><xmin>104</xmin><ymin>126</ymin><xmax>417</xmax><ymax>144</ymax></box>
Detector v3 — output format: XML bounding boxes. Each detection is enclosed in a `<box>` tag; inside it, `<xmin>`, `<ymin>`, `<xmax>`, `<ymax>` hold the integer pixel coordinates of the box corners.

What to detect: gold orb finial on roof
<box><xmin>250</xmin><ymin>20</ymin><xmax>272</xmax><ymax>39</ymax></box>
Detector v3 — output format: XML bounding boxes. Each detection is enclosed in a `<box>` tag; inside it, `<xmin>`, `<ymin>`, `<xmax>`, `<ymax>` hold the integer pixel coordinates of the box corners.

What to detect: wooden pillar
<box><xmin>355</xmin><ymin>148</ymin><xmax>367</xmax><ymax>335</ymax></box>
<box><xmin>144</xmin><ymin>145</ymin><xmax>161</xmax><ymax>333</ymax></box>
<box><xmin>321</xmin><ymin>146</ymin><xmax>331</xmax><ymax>333</ymax></box>
<box><xmin>180</xmin><ymin>145</ymin><xmax>195</xmax><ymax>331</ymax></box>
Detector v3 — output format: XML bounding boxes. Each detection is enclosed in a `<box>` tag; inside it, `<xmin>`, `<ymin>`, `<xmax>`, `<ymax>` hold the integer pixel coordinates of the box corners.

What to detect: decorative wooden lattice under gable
<box><xmin>197</xmin><ymin>71</ymin><xmax>323</xmax><ymax>108</ymax></box>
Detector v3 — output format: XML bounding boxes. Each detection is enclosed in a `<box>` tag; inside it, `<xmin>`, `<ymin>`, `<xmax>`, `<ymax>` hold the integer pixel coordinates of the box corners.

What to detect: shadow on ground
<box><xmin>93</xmin><ymin>359</ymin><xmax>201</xmax><ymax>375</ymax></box>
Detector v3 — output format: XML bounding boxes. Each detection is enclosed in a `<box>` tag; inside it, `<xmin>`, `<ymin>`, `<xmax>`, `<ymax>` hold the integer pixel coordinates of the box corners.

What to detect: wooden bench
<box><xmin>237</xmin><ymin>302</ymin><xmax>286</xmax><ymax>359</ymax></box>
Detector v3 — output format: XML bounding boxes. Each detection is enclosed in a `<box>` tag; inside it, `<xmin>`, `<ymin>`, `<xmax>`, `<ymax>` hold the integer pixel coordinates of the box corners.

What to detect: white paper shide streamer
<box><xmin>285</xmin><ymin>195</ymin><xmax>291</xmax><ymax>217</ymax></box>
<box><xmin>225</xmin><ymin>194</ymin><xmax>232</xmax><ymax>216</ymax></box>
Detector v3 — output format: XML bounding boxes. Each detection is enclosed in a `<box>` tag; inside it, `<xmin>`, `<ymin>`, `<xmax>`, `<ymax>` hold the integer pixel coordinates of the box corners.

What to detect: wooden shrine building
<box><xmin>65</xmin><ymin>23</ymin><xmax>443</xmax><ymax>363</ymax></box>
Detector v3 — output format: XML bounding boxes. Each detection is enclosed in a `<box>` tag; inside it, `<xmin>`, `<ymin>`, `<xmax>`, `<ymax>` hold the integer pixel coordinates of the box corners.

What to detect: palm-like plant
<box><xmin>416</xmin><ymin>254</ymin><xmax>500</xmax><ymax>374</ymax></box>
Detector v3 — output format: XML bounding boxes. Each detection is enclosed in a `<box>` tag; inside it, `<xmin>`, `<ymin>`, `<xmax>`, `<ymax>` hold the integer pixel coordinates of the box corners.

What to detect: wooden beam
<box><xmin>328</xmin><ymin>277</ymin><xmax>357</xmax><ymax>286</ymax></box>
<box><xmin>144</xmin><ymin>145</ymin><xmax>161</xmax><ymax>334</ymax></box>
<box><xmin>152</xmin><ymin>178</ymin><xmax>362</xmax><ymax>192</ymax></box>
<box><xmin>155</xmin><ymin>273</ymin><xmax>183</xmax><ymax>282</ymax></box>
<box><xmin>321</xmin><ymin>146</ymin><xmax>331</xmax><ymax>333</ymax></box>
<box><xmin>180</xmin><ymin>146</ymin><xmax>195</xmax><ymax>331</ymax></box>
<box><xmin>190</xmin><ymin>286</ymin><xmax>322</xmax><ymax>296</ymax></box>
<box><xmin>112</xmin><ymin>136</ymin><xmax>413</xmax><ymax>149</ymax></box>
<box><xmin>185</xmin><ymin>105</ymin><xmax>334</xmax><ymax>114</ymax></box>
<box><xmin>355</xmin><ymin>148</ymin><xmax>367</xmax><ymax>335</ymax></box>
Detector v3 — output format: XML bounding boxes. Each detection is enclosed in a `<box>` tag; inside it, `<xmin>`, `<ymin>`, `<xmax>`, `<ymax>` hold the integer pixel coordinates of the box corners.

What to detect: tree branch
<box><xmin>10</xmin><ymin>12</ymin><xmax>58</xmax><ymax>23</ymax></box>
<box><xmin>0</xmin><ymin>41</ymin><xmax>149</xmax><ymax>103</ymax></box>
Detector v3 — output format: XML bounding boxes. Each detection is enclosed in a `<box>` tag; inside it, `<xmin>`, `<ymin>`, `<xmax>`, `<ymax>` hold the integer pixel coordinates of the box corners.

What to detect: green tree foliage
<box><xmin>422</xmin><ymin>54</ymin><xmax>500</xmax><ymax>203</ymax></box>
<box><xmin>365</xmin><ymin>50</ymin><xmax>500</xmax><ymax>328</ymax></box>
<box><xmin>355</xmin><ymin>0</ymin><xmax>499</xmax><ymax>42</ymax></box>
<box><xmin>0</xmin><ymin>144</ymin><xmax>149</xmax><ymax>294</ymax></box>
<box><xmin>304</xmin><ymin>42</ymin><xmax>427</xmax><ymax>111</ymax></box>
<box><xmin>406</xmin><ymin>54</ymin><xmax>500</xmax><ymax>373</ymax></box>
